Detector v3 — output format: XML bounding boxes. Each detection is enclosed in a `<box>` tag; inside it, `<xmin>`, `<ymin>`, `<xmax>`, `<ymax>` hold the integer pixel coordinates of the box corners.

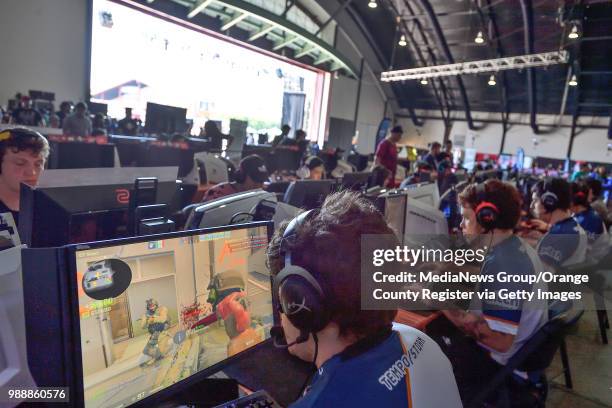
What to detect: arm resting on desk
<box><xmin>442</xmin><ymin>309</ymin><xmax>515</xmax><ymax>353</ymax></box>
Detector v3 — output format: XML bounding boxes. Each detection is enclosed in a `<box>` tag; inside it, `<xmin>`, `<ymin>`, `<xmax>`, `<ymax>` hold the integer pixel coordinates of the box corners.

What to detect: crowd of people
<box><xmin>1</xmin><ymin>114</ymin><xmax>611</xmax><ymax>407</ymax></box>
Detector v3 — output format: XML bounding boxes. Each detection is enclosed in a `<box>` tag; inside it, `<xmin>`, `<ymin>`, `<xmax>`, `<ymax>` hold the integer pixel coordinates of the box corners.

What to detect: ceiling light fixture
<box><xmin>368</xmin><ymin>0</ymin><xmax>378</xmax><ymax>9</ymax></box>
<box><xmin>420</xmin><ymin>78</ymin><xmax>428</xmax><ymax>85</ymax></box>
<box><xmin>568</xmin><ymin>25</ymin><xmax>579</xmax><ymax>39</ymax></box>
<box><xmin>474</xmin><ymin>31</ymin><xmax>485</xmax><ymax>44</ymax></box>
<box><xmin>569</xmin><ymin>74</ymin><xmax>578</xmax><ymax>86</ymax></box>
<box><xmin>487</xmin><ymin>74</ymin><xmax>496</xmax><ymax>86</ymax></box>
<box><xmin>398</xmin><ymin>35</ymin><xmax>407</xmax><ymax>47</ymax></box>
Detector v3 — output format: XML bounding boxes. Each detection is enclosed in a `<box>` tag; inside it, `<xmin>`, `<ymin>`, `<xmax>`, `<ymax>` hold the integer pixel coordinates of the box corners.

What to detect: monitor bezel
<box><xmin>65</xmin><ymin>220</ymin><xmax>275</xmax><ymax>408</ymax></box>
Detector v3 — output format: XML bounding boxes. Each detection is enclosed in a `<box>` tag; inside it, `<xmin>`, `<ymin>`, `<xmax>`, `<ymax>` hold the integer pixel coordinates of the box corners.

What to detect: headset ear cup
<box><xmin>476</xmin><ymin>207</ymin><xmax>498</xmax><ymax>231</ymax></box>
<box><xmin>296</xmin><ymin>165</ymin><xmax>310</xmax><ymax>179</ymax></box>
<box><xmin>540</xmin><ymin>192</ymin><xmax>558</xmax><ymax>212</ymax></box>
<box><xmin>279</xmin><ymin>276</ymin><xmax>327</xmax><ymax>332</ymax></box>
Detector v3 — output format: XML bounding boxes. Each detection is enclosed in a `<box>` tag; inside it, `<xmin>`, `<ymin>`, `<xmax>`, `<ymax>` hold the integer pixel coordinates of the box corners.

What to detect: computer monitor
<box><xmin>135</xmin><ymin>144</ymin><xmax>195</xmax><ymax>178</ymax></box>
<box><xmin>403</xmin><ymin>182</ymin><xmax>440</xmax><ymax>209</ymax></box>
<box><xmin>341</xmin><ymin>172</ymin><xmax>371</xmax><ymax>191</ymax></box>
<box><xmin>383</xmin><ymin>192</ymin><xmax>407</xmax><ymax>245</ymax></box>
<box><xmin>268</xmin><ymin>148</ymin><xmax>302</xmax><ymax>172</ymax></box>
<box><xmin>88</xmin><ymin>102</ymin><xmax>108</xmax><ymax>116</ymax></box>
<box><xmin>145</xmin><ymin>102</ymin><xmax>188</xmax><ymax>135</ymax></box>
<box><xmin>47</xmin><ymin>142</ymin><xmax>116</xmax><ymax>169</ymax></box>
<box><xmin>19</xmin><ymin>167</ymin><xmax>178</xmax><ymax>247</ymax></box>
<box><xmin>283</xmin><ymin>180</ymin><xmax>337</xmax><ymax>210</ymax></box>
<box><xmin>186</xmin><ymin>190</ymin><xmax>278</xmax><ymax>230</ymax></box>
<box><xmin>404</xmin><ymin>198</ymin><xmax>448</xmax><ymax>245</ymax></box>
<box><xmin>24</xmin><ymin>222</ymin><xmax>274</xmax><ymax>407</ymax></box>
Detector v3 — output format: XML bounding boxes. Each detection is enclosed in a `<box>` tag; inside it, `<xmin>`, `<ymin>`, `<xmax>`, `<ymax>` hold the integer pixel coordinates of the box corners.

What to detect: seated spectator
<box><xmin>267</xmin><ymin>191</ymin><xmax>462</xmax><ymax>407</ymax></box>
<box><xmin>11</xmin><ymin>96</ymin><xmax>43</xmax><ymax>127</ymax></box>
<box><xmin>444</xmin><ymin>180</ymin><xmax>548</xmax><ymax>404</ymax></box>
<box><xmin>56</xmin><ymin>101</ymin><xmax>73</xmax><ymax>127</ymax></box>
<box><xmin>63</xmin><ymin>102</ymin><xmax>92</xmax><ymax>137</ymax></box>
<box><xmin>531</xmin><ymin>178</ymin><xmax>587</xmax><ymax>270</ymax></box>
<box><xmin>92</xmin><ymin>113</ymin><xmax>107</xmax><ymax>136</ymax></box>
<box><xmin>0</xmin><ymin>127</ymin><xmax>49</xmax><ymax>225</ymax></box>
<box><xmin>571</xmin><ymin>162</ymin><xmax>590</xmax><ymax>182</ymax></box>
<box><xmin>48</xmin><ymin>114</ymin><xmax>61</xmax><ymax>129</ymax></box>
<box><xmin>201</xmin><ymin>155</ymin><xmax>269</xmax><ymax>203</ymax></box>
<box><xmin>400</xmin><ymin>161</ymin><xmax>434</xmax><ymax>188</ymax></box>
<box><xmin>117</xmin><ymin>107</ymin><xmax>138</xmax><ymax>136</ymax></box>
<box><xmin>570</xmin><ymin>181</ymin><xmax>608</xmax><ymax>261</ymax></box>
<box><xmin>586</xmin><ymin>177</ymin><xmax>611</xmax><ymax>227</ymax></box>
<box><xmin>202</xmin><ymin>120</ymin><xmax>233</xmax><ymax>151</ymax></box>
<box><xmin>298</xmin><ymin>156</ymin><xmax>325</xmax><ymax>180</ymax></box>
<box><xmin>423</xmin><ymin>141</ymin><xmax>441</xmax><ymax>170</ymax></box>
<box><xmin>271</xmin><ymin>124</ymin><xmax>291</xmax><ymax>147</ymax></box>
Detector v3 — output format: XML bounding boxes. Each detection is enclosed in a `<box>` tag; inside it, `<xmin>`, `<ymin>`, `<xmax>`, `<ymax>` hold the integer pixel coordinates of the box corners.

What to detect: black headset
<box><xmin>272</xmin><ymin>209</ymin><xmax>330</xmax><ymax>345</ymax></box>
<box><xmin>474</xmin><ymin>183</ymin><xmax>500</xmax><ymax>231</ymax></box>
<box><xmin>539</xmin><ymin>180</ymin><xmax>559</xmax><ymax>213</ymax></box>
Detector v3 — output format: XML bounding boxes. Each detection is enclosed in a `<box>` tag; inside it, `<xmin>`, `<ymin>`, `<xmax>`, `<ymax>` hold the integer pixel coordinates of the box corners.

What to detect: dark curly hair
<box><xmin>267</xmin><ymin>191</ymin><xmax>398</xmax><ymax>339</ymax></box>
<box><xmin>459</xmin><ymin>179</ymin><xmax>523</xmax><ymax>230</ymax></box>
<box><xmin>0</xmin><ymin>127</ymin><xmax>49</xmax><ymax>174</ymax></box>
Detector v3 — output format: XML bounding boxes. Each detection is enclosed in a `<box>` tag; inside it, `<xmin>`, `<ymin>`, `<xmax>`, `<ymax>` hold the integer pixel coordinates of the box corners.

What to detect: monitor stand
<box><xmin>157</xmin><ymin>378</ymin><xmax>239</xmax><ymax>407</ymax></box>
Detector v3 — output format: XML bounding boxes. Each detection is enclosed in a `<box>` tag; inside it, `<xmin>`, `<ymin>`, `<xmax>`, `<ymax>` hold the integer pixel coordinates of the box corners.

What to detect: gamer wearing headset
<box><xmin>201</xmin><ymin>154</ymin><xmax>269</xmax><ymax>203</ymax></box>
<box><xmin>267</xmin><ymin>191</ymin><xmax>462</xmax><ymax>407</ymax></box>
<box><xmin>441</xmin><ymin>180</ymin><xmax>548</xmax><ymax>404</ymax></box>
<box><xmin>296</xmin><ymin>156</ymin><xmax>325</xmax><ymax>181</ymax></box>
<box><xmin>530</xmin><ymin>178</ymin><xmax>587</xmax><ymax>271</ymax></box>
<box><xmin>570</xmin><ymin>181</ymin><xmax>609</xmax><ymax>261</ymax></box>
<box><xmin>0</xmin><ymin>127</ymin><xmax>49</xmax><ymax>225</ymax></box>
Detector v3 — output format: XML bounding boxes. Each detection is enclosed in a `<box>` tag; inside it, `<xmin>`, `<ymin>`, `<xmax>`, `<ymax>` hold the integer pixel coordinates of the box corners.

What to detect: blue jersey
<box><xmin>290</xmin><ymin>324</ymin><xmax>461</xmax><ymax>408</ymax></box>
<box><xmin>537</xmin><ymin>217</ymin><xmax>587</xmax><ymax>269</ymax></box>
<box><xmin>472</xmin><ymin>236</ymin><xmax>548</xmax><ymax>365</ymax></box>
<box><xmin>574</xmin><ymin>208</ymin><xmax>605</xmax><ymax>244</ymax></box>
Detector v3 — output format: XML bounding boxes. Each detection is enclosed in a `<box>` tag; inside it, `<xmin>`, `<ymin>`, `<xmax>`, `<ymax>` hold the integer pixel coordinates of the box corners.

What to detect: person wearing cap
<box><xmin>201</xmin><ymin>154</ymin><xmax>269</xmax><ymax>203</ymax></box>
<box><xmin>374</xmin><ymin>125</ymin><xmax>403</xmax><ymax>188</ymax></box>
<box><xmin>63</xmin><ymin>102</ymin><xmax>92</xmax><ymax>137</ymax></box>
<box><xmin>0</xmin><ymin>127</ymin><xmax>49</xmax><ymax>225</ymax></box>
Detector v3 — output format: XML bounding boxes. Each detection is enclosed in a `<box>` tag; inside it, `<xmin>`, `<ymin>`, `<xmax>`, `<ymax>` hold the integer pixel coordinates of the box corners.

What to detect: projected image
<box><xmin>90</xmin><ymin>0</ymin><xmax>327</xmax><ymax>138</ymax></box>
<box><xmin>75</xmin><ymin>226</ymin><xmax>273</xmax><ymax>408</ymax></box>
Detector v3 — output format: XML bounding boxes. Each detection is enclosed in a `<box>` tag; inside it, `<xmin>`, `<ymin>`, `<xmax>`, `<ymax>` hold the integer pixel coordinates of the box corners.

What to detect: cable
<box><xmin>295</xmin><ymin>332</ymin><xmax>319</xmax><ymax>401</ymax></box>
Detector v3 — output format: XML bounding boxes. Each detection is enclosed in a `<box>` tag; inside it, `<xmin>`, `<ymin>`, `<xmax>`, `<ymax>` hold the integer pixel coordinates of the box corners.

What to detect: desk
<box><xmin>395</xmin><ymin>309</ymin><xmax>442</xmax><ymax>331</ymax></box>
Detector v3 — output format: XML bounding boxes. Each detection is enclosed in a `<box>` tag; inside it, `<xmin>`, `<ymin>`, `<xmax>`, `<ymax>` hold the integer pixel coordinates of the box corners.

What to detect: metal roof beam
<box><xmin>221</xmin><ymin>11</ymin><xmax>249</xmax><ymax>31</ymax></box>
<box><xmin>188</xmin><ymin>0</ymin><xmax>214</xmax><ymax>19</ymax></box>
<box><xmin>519</xmin><ymin>0</ymin><xmax>539</xmax><ymax>134</ymax></box>
<box><xmin>248</xmin><ymin>24</ymin><xmax>276</xmax><ymax>41</ymax></box>
<box><xmin>414</xmin><ymin>0</ymin><xmax>476</xmax><ymax>129</ymax></box>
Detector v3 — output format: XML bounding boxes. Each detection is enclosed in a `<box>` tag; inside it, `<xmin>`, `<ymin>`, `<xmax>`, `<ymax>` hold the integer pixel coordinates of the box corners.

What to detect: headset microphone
<box><xmin>271</xmin><ymin>325</ymin><xmax>309</xmax><ymax>348</ymax></box>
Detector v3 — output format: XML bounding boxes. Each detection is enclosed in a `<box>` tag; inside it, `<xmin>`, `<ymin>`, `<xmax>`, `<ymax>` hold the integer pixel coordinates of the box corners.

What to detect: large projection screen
<box><xmin>90</xmin><ymin>0</ymin><xmax>330</xmax><ymax>142</ymax></box>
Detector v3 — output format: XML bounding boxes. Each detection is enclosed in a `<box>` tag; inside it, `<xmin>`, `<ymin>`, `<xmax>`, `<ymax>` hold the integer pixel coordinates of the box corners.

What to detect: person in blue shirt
<box><xmin>531</xmin><ymin>178</ymin><xmax>587</xmax><ymax>270</ymax></box>
<box><xmin>267</xmin><ymin>191</ymin><xmax>462</xmax><ymax>407</ymax></box>
<box><xmin>570</xmin><ymin>181</ymin><xmax>609</xmax><ymax>261</ymax></box>
<box><xmin>442</xmin><ymin>180</ymin><xmax>548</xmax><ymax>404</ymax></box>
<box><xmin>422</xmin><ymin>141</ymin><xmax>441</xmax><ymax>171</ymax></box>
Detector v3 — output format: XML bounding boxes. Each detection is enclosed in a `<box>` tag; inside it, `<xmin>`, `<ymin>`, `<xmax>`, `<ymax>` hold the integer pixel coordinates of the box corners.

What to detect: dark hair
<box><xmin>0</xmin><ymin>128</ymin><xmax>50</xmax><ymax>174</ymax></box>
<box><xmin>459</xmin><ymin>179</ymin><xmax>522</xmax><ymax>229</ymax></box>
<box><xmin>75</xmin><ymin>102</ymin><xmax>87</xmax><ymax>110</ymax></box>
<box><xmin>430</xmin><ymin>142</ymin><xmax>441</xmax><ymax>150</ymax></box>
<box><xmin>267</xmin><ymin>191</ymin><xmax>397</xmax><ymax>339</ymax></box>
<box><xmin>585</xmin><ymin>177</ymin><xmax>603</xmax><ymax>199</ymax></box>
<box><xmin>304</xmin><ymin>156</ymin><xmax>324</xmax><ymax>170</ymax></box>
<box><xmin>570</xmin><ymin>181</ymin><xmax>590</xmax><ymax>207</ymax></box>
<box><xmin>532</xmin><ymin>177</ymin><xmax>571</xmax><ymax>210</ymax></box>
<box><xmin>295</xmin><ymin>129</ymin><xmax>306</xmax><ymax>140</ymax></box>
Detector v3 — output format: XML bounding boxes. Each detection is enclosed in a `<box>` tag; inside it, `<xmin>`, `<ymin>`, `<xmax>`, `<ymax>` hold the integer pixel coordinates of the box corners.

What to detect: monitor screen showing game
<box><xmin>73</xmin><ymin>224</ymin><xmax>273</xmax><ymax>407</ymax></box>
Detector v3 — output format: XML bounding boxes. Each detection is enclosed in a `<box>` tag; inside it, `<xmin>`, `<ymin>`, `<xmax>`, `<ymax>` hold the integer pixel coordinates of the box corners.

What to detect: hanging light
<box><xmin>420</xmin><ymin>78</ymin><xmax>428</xmax><ymax>85</ymax></box>
<box><xmin>398</xmin><ymin>35</ymin><xmax>407</xmax><ymax>47</ymax></box>
<box><xmin>487</xmin><ymin>74</ymin><xmax>496</xmax><ymax>86</ymax></box>
<box><xmin>569</xmin><ymin>74</ymin><xmax>578</xmax><ymax>86</ymax></box>
<box><xmin>568</xmin><ymin>24</ymin><xmax>580</xmax><ymax>39</ymax></box>
<box><xmin>474</xmin><ymin>31</ymin><xmax>485</xmax><ymax>44</ymax></box>
<box><xmin>368</xmin><ymin>0</ymin><xmax>378</xmax><ymax>8</ymax></box>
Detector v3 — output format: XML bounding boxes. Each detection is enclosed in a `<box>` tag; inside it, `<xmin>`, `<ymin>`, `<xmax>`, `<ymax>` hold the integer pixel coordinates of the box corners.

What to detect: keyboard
<box><xmin>213</xmin><ymin>390</ymin><xmax>282</xmax><ymax>408</ymax></box>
